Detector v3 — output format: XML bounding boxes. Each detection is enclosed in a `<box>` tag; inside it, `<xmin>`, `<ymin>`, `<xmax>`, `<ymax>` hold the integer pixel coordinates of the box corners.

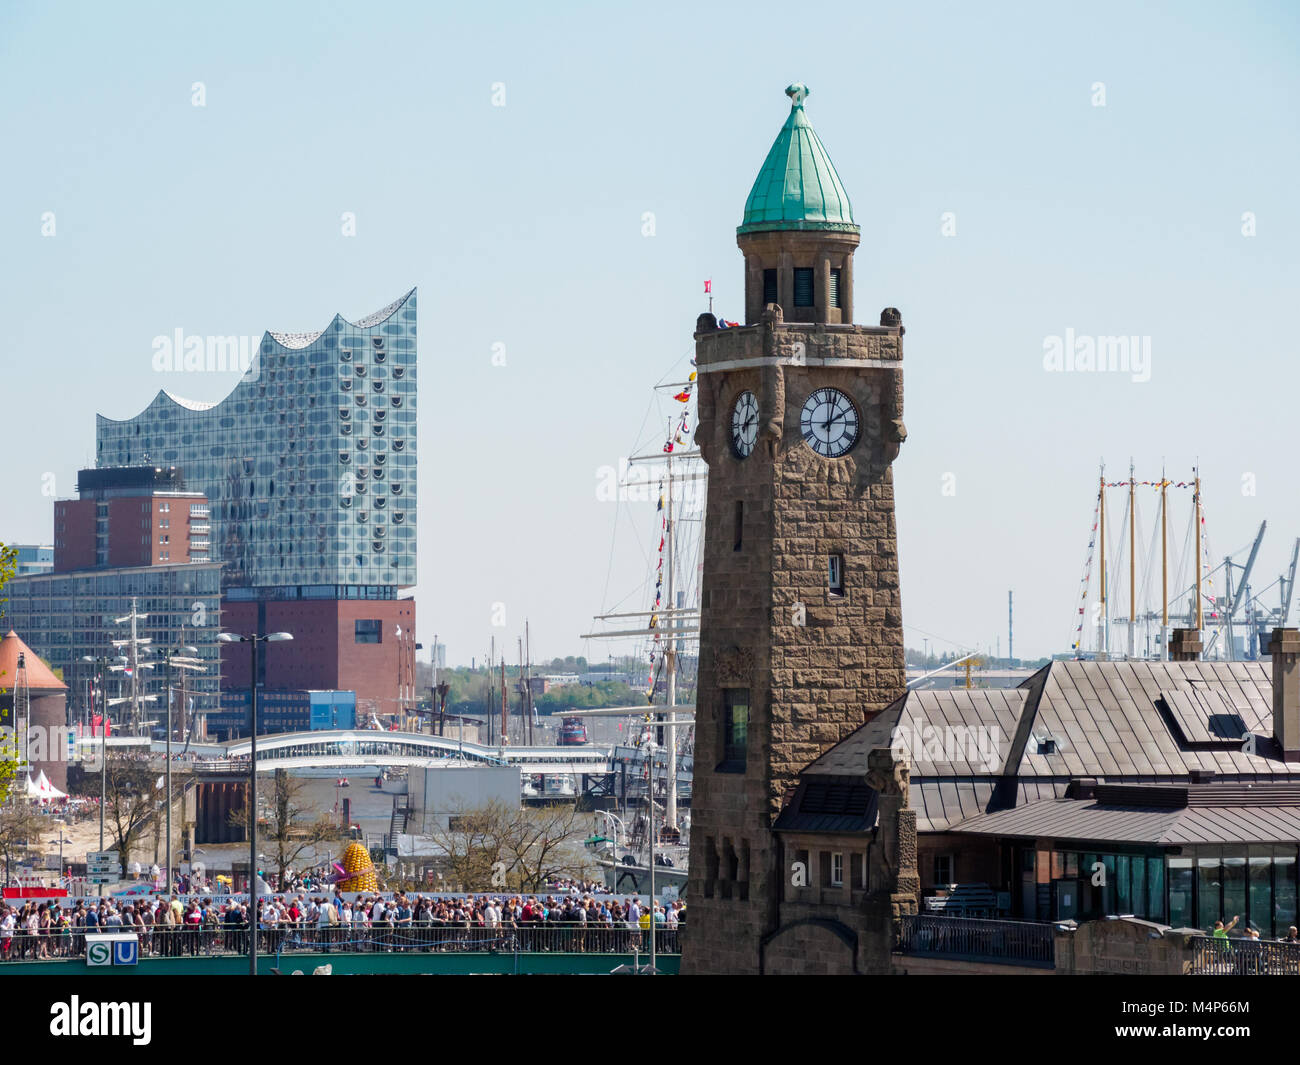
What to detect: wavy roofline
<box><xmin>96</xmin><ymin>289</ymin><xmax>416</xmax><ymax>425</ymax></box>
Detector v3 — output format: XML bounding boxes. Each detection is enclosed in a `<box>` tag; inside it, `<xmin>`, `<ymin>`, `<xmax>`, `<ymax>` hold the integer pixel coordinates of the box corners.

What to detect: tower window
<box><xmin>793</xmin><ymin>268</ymin><xmax>814</xmax><ymax>307</ymax></box>
<box><xmin>720</xmin><ymin>687</ymin><xmax>749</xmax><ymax>772</ymax></box>
<box><xmin>829</xmin><ymin>553</ymin><xmax>844</xmax><ymax>595</ymax></box>
<box><xmin>355</xmin><ymin>619</ymin><xmax>382</xmax><ymax>644</ymax></box>
<box><xmin>733</xmin><ymin>500</ymin><xmax>743</xmax><ymax>551</ymax></box>
<box><xmin>762</xmin><ymin>269</ymin><xmax>778</xmax><ymax>305</ymax></box>
<box><xmin>830</xmin><ymin>268</ymin><xmax>842</xmax><ymax>308</ymax></box>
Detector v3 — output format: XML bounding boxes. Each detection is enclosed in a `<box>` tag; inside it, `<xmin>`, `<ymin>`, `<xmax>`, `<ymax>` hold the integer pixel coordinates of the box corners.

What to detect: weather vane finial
<box><xmin>785</xmin><ymin>83</ymin><xmax>810</xmax><ymax>108</ymax></box>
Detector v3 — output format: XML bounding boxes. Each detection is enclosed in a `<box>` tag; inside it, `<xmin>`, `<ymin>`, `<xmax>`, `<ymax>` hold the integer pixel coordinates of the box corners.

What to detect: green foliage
<box><xmin>422</xmin><ymin>665</ymin><xmax>645</xmax><ymax>717</ymax></box>
<box><xmin>0</xmin><ymin>542</ymin><xmax>16</xmax><ymax>804</ymax></box>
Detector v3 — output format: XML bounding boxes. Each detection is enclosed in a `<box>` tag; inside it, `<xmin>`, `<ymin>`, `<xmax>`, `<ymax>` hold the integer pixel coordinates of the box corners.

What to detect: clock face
<box><xmin>731</xmin><ymin>390</ymin><xmax>759</xmax><ymax>458</ymax></box>
<box><xmin>800</xmin><ymin>388</ymin><xmax>860</xmax><ymax>458</ymax></box>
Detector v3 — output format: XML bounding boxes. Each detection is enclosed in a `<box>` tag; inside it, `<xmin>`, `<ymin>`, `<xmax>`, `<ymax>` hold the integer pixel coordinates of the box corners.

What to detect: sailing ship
<box><xmin>581</xmin><ymin>357</ymin><xmax>704</xmax><ymax>892</ymax></box>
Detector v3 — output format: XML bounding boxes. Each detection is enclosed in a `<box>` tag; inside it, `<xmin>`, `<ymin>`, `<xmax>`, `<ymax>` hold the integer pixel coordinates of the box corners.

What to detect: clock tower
<box><xmin>682</xmin><ymin>84</ymin><xmax>908</xmax><ymax>973</ymax></box>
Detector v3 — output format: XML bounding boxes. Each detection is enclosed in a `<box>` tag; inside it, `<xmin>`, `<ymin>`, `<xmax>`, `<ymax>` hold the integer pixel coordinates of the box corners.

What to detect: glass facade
<box><xmin>0</xmin><ymin>563</ymin><xmax>223</xmax><ymax>722</ymax></box>
<box><xmin>1029</xmin><ymin>844</ymin><xmax>1300</xmax><ymax>937</ymax></box>
<box><xmin>94</xmin><ymin>291</ymin><xmax>417</xmax><ymax>595</ymax></box>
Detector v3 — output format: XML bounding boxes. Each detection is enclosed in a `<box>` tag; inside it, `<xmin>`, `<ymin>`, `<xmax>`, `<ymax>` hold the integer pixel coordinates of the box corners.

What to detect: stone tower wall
<box><xmin>682</xmin><ymin>312</ymin><xmax>906</xmax><ymax>974</ymax></box>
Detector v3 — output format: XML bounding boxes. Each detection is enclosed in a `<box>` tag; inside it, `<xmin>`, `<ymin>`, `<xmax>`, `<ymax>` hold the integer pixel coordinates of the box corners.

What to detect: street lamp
<box><xmin>158</xmin><ymin>645</ymin><xmax>204</xmax><ymax>895</ymax></box>
<box><xmin>56</xmin><ymin>835</ymin><xmax>72</xmax><ymax>883</ymax></box>
<box><xmin>81</xmin><ymin>654</ymin><xmax>121</xmax><ymax>897</ymax></box>
<box><xmin>218</xmin><ymin>630</ymin><xmax>292</xmax><ymax>976</ymax></box>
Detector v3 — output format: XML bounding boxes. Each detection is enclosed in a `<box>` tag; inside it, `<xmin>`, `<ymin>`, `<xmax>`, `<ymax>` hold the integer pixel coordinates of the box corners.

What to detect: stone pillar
<box><xmin>816</xmin><ymin>253</ymin><xmax>831</xmax><ymax>323</ymax></box>
<box><xmin>778</xmin><ymin>251</ymin><xmax>793</xmax><ymax>317</ymax></box>
<box><xmin>1168</xmin><ymin>628</ymin><xmax>1203</xmax><ymax>661</ymax></box>
<box><xmin>1270</xmin><ymin>628</ymin><xmax>1300</xmax><ymax>761</ymax></box>
<box><xmin>862</xmin><ymin>747</ymin><xmax>919</xmax><ymax>973</ymax></box>
<box><xmin>841</xmin><ymin>251</ymin><xmax>854</xmax><ymax>324</ymax></box>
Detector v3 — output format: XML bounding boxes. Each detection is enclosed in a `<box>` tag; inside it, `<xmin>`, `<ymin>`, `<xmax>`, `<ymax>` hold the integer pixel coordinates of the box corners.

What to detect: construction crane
<box><xmin>1223</xmin><ymin>522</ymin><xmax>1267</xmax><ymax>661</ymax></box>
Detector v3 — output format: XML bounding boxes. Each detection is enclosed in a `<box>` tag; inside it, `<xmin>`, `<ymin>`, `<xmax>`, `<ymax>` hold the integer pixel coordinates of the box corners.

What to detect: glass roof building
<box><xmin>95</xmin><ymin>290</ymin><xmax>417</xmax><ymax>598</ymax></box>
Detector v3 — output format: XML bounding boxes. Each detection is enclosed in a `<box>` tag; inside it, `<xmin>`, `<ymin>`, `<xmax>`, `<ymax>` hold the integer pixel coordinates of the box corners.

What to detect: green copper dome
<box><xmin>738</xmin><ymin>84</ymin><xmax>859</xmax><ymax>236</ymax></box>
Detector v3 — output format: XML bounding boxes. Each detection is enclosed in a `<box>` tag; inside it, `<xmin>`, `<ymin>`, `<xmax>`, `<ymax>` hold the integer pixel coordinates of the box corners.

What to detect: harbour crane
<box><xmin>1223</xmin><ymin>522</ymin><xmax>1267</xmax><ymax>661</ymax></box>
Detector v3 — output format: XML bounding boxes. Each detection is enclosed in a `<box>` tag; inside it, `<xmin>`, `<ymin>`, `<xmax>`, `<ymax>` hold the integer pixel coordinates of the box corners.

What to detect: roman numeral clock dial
<box><xmin>731</xmin><ymin>390</ymin><xmax>759</xmax><ymax>458</ymax></box>
<box><xmin>800</xmin><ymin>387</ymin><xmax>860</xmax><ymax>458</ymax></box>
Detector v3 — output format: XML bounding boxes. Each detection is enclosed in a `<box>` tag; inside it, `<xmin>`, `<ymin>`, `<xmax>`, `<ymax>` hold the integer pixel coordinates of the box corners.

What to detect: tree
<box><xmin>230</xmin><ymin>769</ymin><xmax>345</xmax><ymax>886</ymax></box>
<box><xmin>423</xmin><ymin>799</ymin><xmax>596</xmax><ymax>893</ymax></box>
<box><xmin>0</xmin><ymin>543</ymin><xmax>18</xmax><ymax>805</ymax></box>
<box><xmin>102</xmin><ymin>761</ymin><xmax>165</xmax><ymax>871</ymax></box>
<box><xmin>0</xmin><ymin>803</ymin><xmax>45</xmax><ymax>883</ymax></box>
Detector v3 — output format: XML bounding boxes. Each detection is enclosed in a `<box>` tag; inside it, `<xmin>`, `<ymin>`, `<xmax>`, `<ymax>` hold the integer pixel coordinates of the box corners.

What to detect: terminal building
<box><xmin>94</xmin><ymin>290</ymin><xmax>419</xmax><ymax>716</ymax></box>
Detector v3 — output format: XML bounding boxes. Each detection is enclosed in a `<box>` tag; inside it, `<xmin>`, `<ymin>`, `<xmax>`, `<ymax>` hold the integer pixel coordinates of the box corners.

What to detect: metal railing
<box><xmin>1189</xmin><ymin>935</ymin><xmax>1300</xmax><ymax>975</ymax></box>
<box><xmin>1</xmin><ymin>922</ymin><xmax>682</xmax><ymax>962</ymax></box>
<box><xmin>898</xmin><ymin>913</ymin><xmax>1055</xmax><ymax>968</ymax></box>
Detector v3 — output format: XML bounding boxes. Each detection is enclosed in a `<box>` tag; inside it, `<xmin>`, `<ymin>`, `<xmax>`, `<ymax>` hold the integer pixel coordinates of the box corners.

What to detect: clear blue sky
<box><xmin>1</xmin><ymin>0</ymin><xmax>1297</xmax><ymax>664</ymax></box>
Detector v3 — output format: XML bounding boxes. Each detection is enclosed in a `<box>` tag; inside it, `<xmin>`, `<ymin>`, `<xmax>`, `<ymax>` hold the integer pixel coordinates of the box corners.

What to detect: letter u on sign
<box><xmin>112</xmin><ymin>940</ymin><xmax>138</xmax><ymax>966</ymax></box>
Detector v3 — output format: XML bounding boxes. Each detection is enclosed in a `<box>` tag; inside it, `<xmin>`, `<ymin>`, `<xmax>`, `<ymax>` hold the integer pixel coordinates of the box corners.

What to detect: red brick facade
<box><xmin>54</xmin><ymin>494</ymin><xmax>208</xmax><ymax>572</ymax></box>
<box><xmin>220</xmin><ymin>597</ymin><xmax>416</xmax><ymax>716</ymax></box>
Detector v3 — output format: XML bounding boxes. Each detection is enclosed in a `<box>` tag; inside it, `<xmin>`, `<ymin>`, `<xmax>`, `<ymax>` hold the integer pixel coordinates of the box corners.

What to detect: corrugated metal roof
<box><xmin>952</xmin><ymin>794</ymin><xmax>1300</xmax><ymax>846</ymax></box>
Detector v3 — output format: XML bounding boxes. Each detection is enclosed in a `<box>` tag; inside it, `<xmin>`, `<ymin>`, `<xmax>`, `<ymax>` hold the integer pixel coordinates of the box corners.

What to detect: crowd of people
<box><xmin>0</xmin><ymin>890</ymin><xmax>685</xmax><ymax>960</ymax></box>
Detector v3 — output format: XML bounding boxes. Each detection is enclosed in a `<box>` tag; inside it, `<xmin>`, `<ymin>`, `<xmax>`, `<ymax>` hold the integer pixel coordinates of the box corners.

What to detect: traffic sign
<box><xmin>87</xmin><ymin>851</ymin><xmax>119</xmax><ymax>865</ymax></box>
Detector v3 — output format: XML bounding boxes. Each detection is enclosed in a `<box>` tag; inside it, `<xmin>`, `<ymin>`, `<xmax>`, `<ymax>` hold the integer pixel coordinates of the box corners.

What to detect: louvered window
<box><xmin>794</xmin><ymin>268</ymin><xmax>814</xmax><ymax>307</ymax></box>
<box><xmin>830</xmin><ymin>268</ymin><xmax>842</xmax><ymax>308</ymax></box>
<box><xmin>762</xmin><ymin>269</ymin><xmax>778</xmax><ymax>305</ymax></box>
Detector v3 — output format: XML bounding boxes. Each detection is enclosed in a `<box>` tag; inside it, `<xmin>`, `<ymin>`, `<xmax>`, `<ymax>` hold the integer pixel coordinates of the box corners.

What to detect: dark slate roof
<box><xmin>799</xmin><ymin>659</ymin><xmax>1300</xmax><ymax>833</ymax></box>
<box><xmin>773</xmin><ymin>775</ymin><xmax>879</xmax><ymax>834</ymax></box>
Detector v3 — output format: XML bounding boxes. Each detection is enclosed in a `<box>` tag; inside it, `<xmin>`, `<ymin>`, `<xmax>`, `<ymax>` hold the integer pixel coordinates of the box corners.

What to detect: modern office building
<box><xmin>209</xmin><ymin>688</ymin><xmax>357</xmax><ymax>740</ymax></box>
<box><xmin>10</xmin><ymin>546</ymin><xmax>53</xmax><ymax>577</ymax></box>
<box><xmin>54</xmin><ymin>466</ymin><xmax>210</xmax><ymax>571</ymax></box>
<box><xmin>94</xmin><ymin>290</ymin><xmax>418</xmax><ymax>714</ymax></box>
<box><xmin>0</xmin><ymin>561</ymin><xmax>223</xmax><ymax>729</ymax></box>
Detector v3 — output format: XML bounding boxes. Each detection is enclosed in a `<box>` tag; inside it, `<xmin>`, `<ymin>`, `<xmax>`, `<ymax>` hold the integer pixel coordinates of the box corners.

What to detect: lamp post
<box><xmin>81</xmin><ymin>654</ymin><xmax>116</xmax><ymax>897</ymax></box>
<box><xmin>56</xmin><ymin>835</ymin><xmax>71</xmax><ymax>882</ymax></box>
<box><xmin>218</xmin><ymin>630</ymin><xmax>293</xmax><ymax>976</ymax></box>
<box><xmin>159</xmin><ymin>645</ymin><xmax>204</xmax><ymax>894</ymax></box>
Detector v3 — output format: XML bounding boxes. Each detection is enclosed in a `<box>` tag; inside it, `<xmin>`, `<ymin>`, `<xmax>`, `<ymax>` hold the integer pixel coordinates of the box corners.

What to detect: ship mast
<box><xmin>1129</xmin><ymin>460</ymin><xmax>1136</xmax><ymax>659</ymax></box>
<box><xmin>1099</xmin><ymin>464</ymin><xmax>1107</xmax><ymax>656</ymax></box>
<box><xmin>1160</xmin><ymin>467</ymin><xmax>1169</xmax><ymax>659</ymax></box>
<box><xmin>1194</xmin><ymin>470</ymin><xmax>1204</xmax><ymax>632</ymax></box>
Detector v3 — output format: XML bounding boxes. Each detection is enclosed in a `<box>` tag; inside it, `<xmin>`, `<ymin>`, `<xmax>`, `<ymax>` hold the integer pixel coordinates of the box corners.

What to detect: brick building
<box><xmin>54</xmin><ymin>465</ymin><xmax>210</xmax><ymax>571</ymax></box>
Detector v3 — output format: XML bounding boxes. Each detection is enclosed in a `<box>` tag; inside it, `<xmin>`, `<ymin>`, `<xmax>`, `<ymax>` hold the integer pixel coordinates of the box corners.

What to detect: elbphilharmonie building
<box><xmin>95</xmin><ymin>290</ymin><xmax>419</xmax><ymax>713</ymax></box>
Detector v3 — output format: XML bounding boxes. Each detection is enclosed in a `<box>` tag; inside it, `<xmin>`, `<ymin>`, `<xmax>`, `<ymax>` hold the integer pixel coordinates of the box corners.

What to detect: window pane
<box><xmin>1168</xmin><ymin>858</ymin><xmax>1192</xmax><ymax>928</ymax></box>
<box><xmin>1116</xmin><ymin>855</ymin><xmax>1131</xmax><ymax>913</ymax></box>
<box><xmin>1248</xmin><ymin>855</ymin><xmax>1272</xmax><ymax>936</ymax></box>
<box><xmin>1147</xmin><ymin>857</ymin><xmax>1166</xmax><ymax>923</ymax></box>
<box><xmin>1275</xmin><ymin>851</ymin><xmax>1297</xmax><ymax>935</ymax></box>
<box><xmin>1131</xmin><ymin>856</ymin><xmax>1147</xmax><ymax>918</ymax></box>
<box><xmin>1223</xmin><ymin>854</ymin><xmax>1247</xmax><ymax>930</ymax></box>
<box><xmin>1197</xmin><ymin>854</ymin><xmax>1222</xmax><ymax>931</ymax></box>
<box><xmin>721</xmin><ymin>688</ymin><xmax>749</xmax><ymax>769</ymax></box>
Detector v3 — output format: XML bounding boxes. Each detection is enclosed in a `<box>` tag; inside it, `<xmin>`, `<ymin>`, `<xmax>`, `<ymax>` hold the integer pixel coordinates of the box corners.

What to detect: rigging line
<box><xmin>902</xmin><ymin>623</ymin><xmax>974</xmax><ymax>652</ymax></box>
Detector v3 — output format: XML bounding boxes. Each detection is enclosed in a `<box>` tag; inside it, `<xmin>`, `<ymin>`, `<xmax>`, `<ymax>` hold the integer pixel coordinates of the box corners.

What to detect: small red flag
<box><xmin>704</xmin><ymin>280</ymin><xmax>712</xmax><ymax>294</ymax></box>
